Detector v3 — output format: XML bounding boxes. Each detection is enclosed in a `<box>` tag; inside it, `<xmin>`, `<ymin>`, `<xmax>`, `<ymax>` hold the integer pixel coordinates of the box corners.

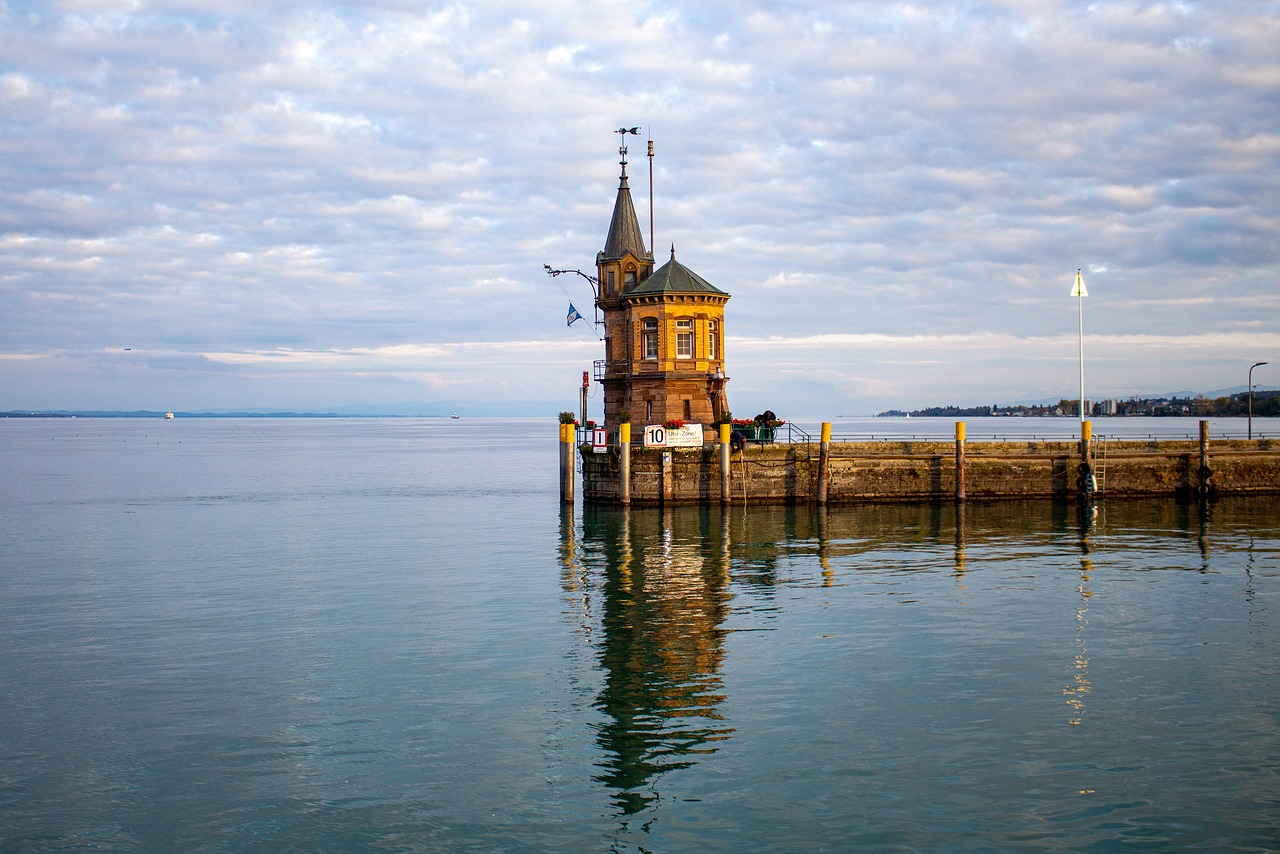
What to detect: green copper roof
<box><xmin>625</xmin><ymin>250</ymin><xmax>727</xmax><ymax>297</ymax></box>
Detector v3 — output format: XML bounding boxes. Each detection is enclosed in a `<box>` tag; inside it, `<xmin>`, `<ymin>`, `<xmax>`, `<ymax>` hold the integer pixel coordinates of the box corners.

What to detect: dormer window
<box><xmin>624</xmin><ymin>268</ymin><xmax>637</xmax><ymax>285</ymax></box>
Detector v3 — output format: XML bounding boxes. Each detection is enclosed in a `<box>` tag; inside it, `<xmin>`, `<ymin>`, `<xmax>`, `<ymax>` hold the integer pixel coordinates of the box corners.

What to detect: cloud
<box><xmin>1</xmin><ymin>0</ymin><xmax>1277</xmax><ymax>413</ymax></box>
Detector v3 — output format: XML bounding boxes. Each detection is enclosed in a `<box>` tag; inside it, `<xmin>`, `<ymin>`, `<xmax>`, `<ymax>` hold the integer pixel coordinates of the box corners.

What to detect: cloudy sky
<box><xmin>2</xmin><ymin>0</ymin><xmax>1277</xmax><ymax>417</ymax></box>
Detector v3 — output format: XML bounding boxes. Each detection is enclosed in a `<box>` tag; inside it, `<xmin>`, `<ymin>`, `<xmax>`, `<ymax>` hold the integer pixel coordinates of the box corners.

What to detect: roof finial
<box><xmin>615</xmin><ymin>126</ymin><xmax>639</xmax><ymax>176</ymax></box>
<box><xmin>670</xmin><ymin>243</ymin><xmax>676</xmax><ymax>261</ymax></box>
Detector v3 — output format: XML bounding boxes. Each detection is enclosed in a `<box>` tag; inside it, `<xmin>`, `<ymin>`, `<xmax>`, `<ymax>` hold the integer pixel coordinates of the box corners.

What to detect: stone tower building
<box><xmin>595</xmin><ymin>151</ymin><xmax>730</xmax><ymax>428</ymax></box>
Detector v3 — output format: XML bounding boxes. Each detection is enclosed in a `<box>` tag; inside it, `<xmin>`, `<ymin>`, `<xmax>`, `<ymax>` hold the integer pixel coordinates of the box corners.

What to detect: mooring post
<box><xmin>955</xmin><ymin>421</ymin><xmax>966</xmax><ymax>502</ymax></box>
<box><xmin>817</xmin><ymin>422</ymin><xmax>832</xmax><ymax>504</ymax></box>
<box><xmin>1079</xmin><ymin>420</ymin><xmax>1093</xmax><ymax>499</ymax></box>
<box><xmin>559</xmin><ymin>422</ymin><xmax>574</xmax><ymax>505</ymax></box>
<box><xmin>719</xmin><ymin>422</ymin><xmax>731</xmax><ymax>504</ymax></box>
<box><xmin>1198</xmin><ymin>419</ymin><xmax>1211</xmax><ymax>497</ymax></box>
<box><xmin>662</xmin><ymin>451</ymin><xmax>673</xmax><ymax>504</ymax></box>
<box><xmin>619</xmin><ymin>423</ymin><xmax>631</xmax><ymax>505</ymax></box>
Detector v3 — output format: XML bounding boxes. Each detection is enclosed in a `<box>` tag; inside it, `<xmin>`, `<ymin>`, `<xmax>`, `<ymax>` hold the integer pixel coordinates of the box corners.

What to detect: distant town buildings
<box><xmin>880</xmin><ymin>391</ymin><xmax>1280</xmax><ymax>419</ymax></box>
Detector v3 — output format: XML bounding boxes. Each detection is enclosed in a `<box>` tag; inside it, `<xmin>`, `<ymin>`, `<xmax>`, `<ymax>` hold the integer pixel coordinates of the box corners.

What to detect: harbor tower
<box><xmin>595</xmin><ymin>148</ymin><xmax>731</xmax><ymax>429</ymax></box>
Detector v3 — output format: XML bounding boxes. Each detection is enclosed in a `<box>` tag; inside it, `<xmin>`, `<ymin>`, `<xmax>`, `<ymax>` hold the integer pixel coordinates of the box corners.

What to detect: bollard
<box><xmin>817</xmin><ymin>422</ymin><xmax>832</xmax><ymax>504</ymax></box>
<box><xmin>955</xmin><ymin>421</ymin><xmax>966</xmax><ymax>502</ymax></box>
<box><xmin>719</xmin><ymin>423</ymin><xmax>731</xmax><ymax>504</ymax></box>
<box><xmin>620</xmin><ymin>423</ymin><xmax>631</xmax><ymax>505</ymax></box>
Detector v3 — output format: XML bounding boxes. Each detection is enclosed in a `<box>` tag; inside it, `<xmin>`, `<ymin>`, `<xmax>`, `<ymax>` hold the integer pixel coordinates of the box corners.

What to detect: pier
<box><xmin>563</xmin><ymin>420</ymin><xmax>1280</xmax><ymax>506</ymax></box>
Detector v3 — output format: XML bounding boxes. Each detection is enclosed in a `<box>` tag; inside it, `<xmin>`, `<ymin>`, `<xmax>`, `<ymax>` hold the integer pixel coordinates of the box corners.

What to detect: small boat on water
<box><xmin>165</xmin><ymin>411</ymin><xmax>175</xmax><ymax>420</ymax></box>
<box><xmin>451</xmin><ymin>413</ymin><xmax>460</xmax><ymax>419</ymax></box>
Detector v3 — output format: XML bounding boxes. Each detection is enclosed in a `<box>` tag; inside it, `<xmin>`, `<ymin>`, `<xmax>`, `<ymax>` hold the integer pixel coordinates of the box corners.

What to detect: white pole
<box><xmin>1074</xmin><ymin>268</ymin><xmax>1087</xmax><ymax>424</ymax></box>
<box><xmin>1078</xmin><ymin>280</ymin><xmax>1084</xmax><ymax>425</ymax></box>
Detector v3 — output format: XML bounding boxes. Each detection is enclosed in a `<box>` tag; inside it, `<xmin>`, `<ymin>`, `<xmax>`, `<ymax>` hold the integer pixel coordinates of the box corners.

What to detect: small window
<box><xmin>643</xmin><ymin>318</ymin><xmax>658</xmax><ymax>360</ymax></box>
<box><xmin>607</xmin><ymin>271</ymin><xmax>615</xmax><ymax>294</ymax></box>
<box><xmin>624</xmin><ymin>268</ymin><xmax>637</xmax><ymax>285</ymax></box>
<box><xmin>676</xmin><ymin>319</ymin><xmax>693</xmax><ymax>359</ymax></box>
<box><xmin>708</xmin><ymin>321</ymin><xmax>718</xmax><ymax>360</ymax></box>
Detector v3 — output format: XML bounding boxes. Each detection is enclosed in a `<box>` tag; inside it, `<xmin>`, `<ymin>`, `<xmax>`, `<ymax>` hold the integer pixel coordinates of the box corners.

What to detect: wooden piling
<box><xmin>619</xmin><ymin>423</ymin><xmax>631</xmax><ymax>505</ymax></box>
<box><xmin>1079</xmin><ymin>420</ymin><xmax>1093</xmax><ymax>499</ymax></box>
<box><xmin>817</xmin><ymin>422</ymin><xmax>832</xmax><ymax>504</ymax></box>
<box><xmin>1198</xmin><ymin>420</ymin><xmax>1211</xmax><ymax>497</ymax></box>
<box><xmin>955</xmin><ymin>421</ymin><xmax>966</xmax><ymax>502</ymax></box>
<box><xmin>720</xmin><ymin>423</ymin><xmax>731</xmax><ymax>504</ymax></box>
<box><xmin>661</xmin><ymin>451</ymin><xmax>673</xmax><ymax>504</ymax></box>
<box><xmin>559</xmin><ymin>422</ymin><xmax>574</xmax><ymax>504</ymax></box>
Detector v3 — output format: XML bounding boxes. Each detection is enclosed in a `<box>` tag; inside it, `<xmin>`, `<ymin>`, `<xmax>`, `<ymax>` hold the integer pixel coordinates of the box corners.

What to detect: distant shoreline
<box><xmin>1</xmin><ymin>411</ymin><xmax>457</xmax><ymax>419</ymax></box>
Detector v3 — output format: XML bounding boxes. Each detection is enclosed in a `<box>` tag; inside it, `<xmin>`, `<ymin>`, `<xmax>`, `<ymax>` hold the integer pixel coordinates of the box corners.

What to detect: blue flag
<box><xmin>566</xmin><ymin>303</ymin><xmax>583</xmax><ymax>326</ymax></box>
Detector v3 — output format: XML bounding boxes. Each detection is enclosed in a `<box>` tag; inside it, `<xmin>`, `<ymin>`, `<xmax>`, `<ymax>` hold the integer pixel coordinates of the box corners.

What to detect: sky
<box><xmin>2</xmin><ymin>0</ymin><xmax>1278</xmax><ymax>417</ymax></box>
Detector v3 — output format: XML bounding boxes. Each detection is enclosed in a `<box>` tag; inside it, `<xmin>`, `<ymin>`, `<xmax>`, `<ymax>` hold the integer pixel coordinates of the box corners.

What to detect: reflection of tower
<box><xmin>578</xmin><ymin>506</ymin><xmax>734</xmax><ymax>815</ymax></box>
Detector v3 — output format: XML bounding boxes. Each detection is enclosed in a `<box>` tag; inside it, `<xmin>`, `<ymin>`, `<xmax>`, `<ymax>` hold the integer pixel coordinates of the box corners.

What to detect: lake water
<box><xmin>2</xmin><ymin>417</ymin><xmax>1278</xmax><ymax>851</ymax></box>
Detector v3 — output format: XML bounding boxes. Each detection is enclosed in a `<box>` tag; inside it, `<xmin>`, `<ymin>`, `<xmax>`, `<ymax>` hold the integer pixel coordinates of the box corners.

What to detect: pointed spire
<box><xmin>670</xmin><ymin>243</ymin><xmax>676</xmax><ymax>261</ymax></box>
<box><xmin>602</xmin><ymin>161</ymin><xmax>650</xmax><ymax>262</ymax></box>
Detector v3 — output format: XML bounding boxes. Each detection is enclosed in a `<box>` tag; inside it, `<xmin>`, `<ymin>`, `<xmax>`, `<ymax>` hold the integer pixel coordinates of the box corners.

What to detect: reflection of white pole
<box><xmin>1072</xmin><ymin>269</ymin><xmax>1088</xmax><ymax>424</ymax></box>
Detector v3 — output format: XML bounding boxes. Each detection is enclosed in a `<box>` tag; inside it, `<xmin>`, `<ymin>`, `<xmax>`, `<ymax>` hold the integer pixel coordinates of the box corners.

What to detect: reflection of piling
<box><xmin>817</xmin><ymin>422</ymin><xmax>832</xmax><ymax>504</ymax></box>
<box><xmin>620</xmin><ymin>423</ymin><xmax>631</xmax><ymax>505</ymax></box>
<box><xmin>719</xmin><ymin>423</ymin><xmax>731</xmax><ymax>504</ymax></box>
<box><xmin>560</xmin><ymin>422</ymin><xmax>575</xmax><ymax>504</ymax></box>
<box><xmin>955</xmin><ymin>421</ymin><xmax>966</xmax><ymax>502</ymax></box>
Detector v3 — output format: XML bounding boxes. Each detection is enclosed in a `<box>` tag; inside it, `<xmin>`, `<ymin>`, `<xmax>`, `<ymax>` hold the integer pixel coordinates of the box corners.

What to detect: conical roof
<box><xmin>601</xmin><ymin>166</ymin><xmax>649</xmax><ymax>261</ymax></box>
<box><xmin>625</xmin><ymin>248</ymin><xmax>727</xmax><ymax>297</ymax></box>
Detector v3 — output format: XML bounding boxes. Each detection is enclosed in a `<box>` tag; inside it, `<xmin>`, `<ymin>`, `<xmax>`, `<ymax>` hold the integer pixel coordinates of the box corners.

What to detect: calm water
<box><xmin>2</xmin><ymin>417</ymin><xmax>1278</xmax><ymax>851</ymax></box>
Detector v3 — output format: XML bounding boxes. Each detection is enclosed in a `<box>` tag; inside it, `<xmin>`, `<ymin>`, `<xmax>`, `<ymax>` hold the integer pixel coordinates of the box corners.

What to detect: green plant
<box><xmin>559</xmin><ymin>411</ymin><xmax>576</xmax><ymax>424</ymax></box>
<box><xmin>616</xmin><ymin>411</ymin><xmax>631</xmax><ymax>423</ymax></box>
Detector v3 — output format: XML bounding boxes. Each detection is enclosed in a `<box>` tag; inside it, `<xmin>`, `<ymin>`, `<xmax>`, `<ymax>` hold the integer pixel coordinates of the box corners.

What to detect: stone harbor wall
<box><xmin>577</xmin><ymin>436</ymin><xmax>1280</xmax><ymax>505</ymax></box>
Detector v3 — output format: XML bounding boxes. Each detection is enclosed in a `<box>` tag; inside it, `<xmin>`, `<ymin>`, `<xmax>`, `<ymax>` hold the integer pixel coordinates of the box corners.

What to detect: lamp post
<box><xmin>1071</xmin><ymin>269</ymin><xmax>1088</xmax><ymax>424</ymax></box>
<box><xmin>1249</xmin><ymin>361</ymin><xmax>1268</xmax><ymax>440</ymax></box>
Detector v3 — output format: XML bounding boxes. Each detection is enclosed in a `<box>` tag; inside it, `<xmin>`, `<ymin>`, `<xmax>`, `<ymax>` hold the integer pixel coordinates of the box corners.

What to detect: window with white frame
<box><xmin>676</xmin><ymin>319</ymin><xmax>693</xmax><ymax>359</ymax></box>
<box><xmin>643</xmin><ymin>318</ymin><xmax>658</xmax><ymax>360</ymax></box>
<box><xmin>708</xmin><ymin>320</ymin><xmax>718</xmax><ymax>360</ymax></box>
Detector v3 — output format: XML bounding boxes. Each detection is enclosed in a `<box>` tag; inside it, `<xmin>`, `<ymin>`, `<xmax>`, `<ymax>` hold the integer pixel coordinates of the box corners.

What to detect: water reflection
<box><xmin>569</xmin><ymin>506</ymin><xmax>735</xmax><ymax>815</ymax></box>
<box><xmin>560</xmin><ymin>496</ymin><xmax>1279</xmax><ymax>823</ymax></box>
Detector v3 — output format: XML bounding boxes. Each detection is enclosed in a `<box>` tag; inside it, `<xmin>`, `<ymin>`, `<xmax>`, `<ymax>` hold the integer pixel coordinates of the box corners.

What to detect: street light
<box><xmin>1249</xmin><ymin>361</ymin><xmax>1268</xmax><ymax>440</ymax></box>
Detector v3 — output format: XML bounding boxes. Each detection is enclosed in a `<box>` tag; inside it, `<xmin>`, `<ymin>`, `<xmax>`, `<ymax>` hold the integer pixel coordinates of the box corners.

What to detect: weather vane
<box><xmin>615</xmin><ymin>126</ymin><xmax>640</xmax><ymax>163</ymax></box>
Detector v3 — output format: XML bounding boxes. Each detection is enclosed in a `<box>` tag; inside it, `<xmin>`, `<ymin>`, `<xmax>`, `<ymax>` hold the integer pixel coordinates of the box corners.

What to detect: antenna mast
<box><xmin>647</xmin><ymin>132</ymin><xmax>655</xmax><ymax>257</ymax></box>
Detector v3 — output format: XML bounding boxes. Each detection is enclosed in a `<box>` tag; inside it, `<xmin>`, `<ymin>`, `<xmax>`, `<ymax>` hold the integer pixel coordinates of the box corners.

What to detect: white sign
<box><xmin>592</xmin><ymin>428</ymin><xmax>609</xmax><ymax>453</ymax></box>
<box><xmin>644</xmin><ymin>423</ymin><xmax>703</xmax><ymax>448</ymax></box>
